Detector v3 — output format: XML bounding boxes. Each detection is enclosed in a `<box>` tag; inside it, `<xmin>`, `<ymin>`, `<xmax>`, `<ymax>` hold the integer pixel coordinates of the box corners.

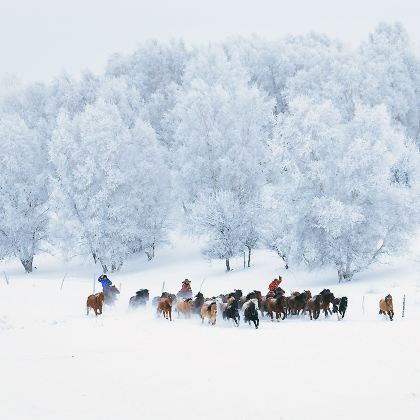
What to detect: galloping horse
<box><xmin>104</xmin><ymin>285</ymin><xmax>120</xmax><ymax>306</ymax></box>
<box><xmin>129</xmin><ymin>289</ymin><xmax>149</xmax><ymax>308</ymax></box>
<box><xmin>87</xmin><ymin>292</ymin><xmax>105</xmax><ymax>316</ymax></box>
<box><xmin>379</xmin><ymin>294</ymin><xmax>394</xmax><ymax>321</ymax></box>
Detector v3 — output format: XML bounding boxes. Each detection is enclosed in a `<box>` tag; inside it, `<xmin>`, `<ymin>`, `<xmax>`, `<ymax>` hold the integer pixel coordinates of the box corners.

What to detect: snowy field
<box><xmin>1</xmin><ymin>234</ymin><xmax>420</xmax><ymax>420</ymax></box>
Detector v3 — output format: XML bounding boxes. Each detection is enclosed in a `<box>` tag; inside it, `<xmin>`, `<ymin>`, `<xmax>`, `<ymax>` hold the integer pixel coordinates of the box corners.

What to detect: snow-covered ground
<box><xmin>1</xmin><ymin>233</ymin><xmax>420</xmax><ymax>420</ymax></box>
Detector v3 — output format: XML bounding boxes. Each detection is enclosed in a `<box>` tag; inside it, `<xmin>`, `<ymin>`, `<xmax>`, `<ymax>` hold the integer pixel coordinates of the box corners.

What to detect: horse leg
<box><xmin>87</xmin><ymin>305</ymin><xmax>89</xmax><ymax>316</ymax></box>
<box><xmin>169</xmin><ymin>308</ymin><xmax>172</xmax><ymax>321</ymax></box>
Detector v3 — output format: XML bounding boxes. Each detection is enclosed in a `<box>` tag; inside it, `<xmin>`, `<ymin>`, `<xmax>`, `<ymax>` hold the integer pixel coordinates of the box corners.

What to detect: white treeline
<box><xmin>0</xmin><ymin>22</ymin><xmax>419</xmax><ymax>281</ymax></box>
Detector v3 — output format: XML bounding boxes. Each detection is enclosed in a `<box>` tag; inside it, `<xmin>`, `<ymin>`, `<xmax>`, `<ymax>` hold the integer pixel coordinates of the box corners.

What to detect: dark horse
<box><xmin>104</xmin><ymin>285</ymin><xmax>120</xmax><ymax>306</ymax></box>
<box><xmin>319</xmin><ymin>289</ymin><xmax>335</xmax><ymax>317</ymax></box>
<box><xmin>243</xmin><ymin>299</ymin><xmax>259</xmax><ymax>329</ymax></box>
<box><xmin>223</xmin><ymin>297</ymin><xmax>240</xmax><ymax>326</ymax></box>
<box><xmin>192</xmin><ymin>292</ymin><xmax>205</xmax><ymax>315</ymax></box>
<box><xmin>333</xmin><ymin>297</ymin><xmax>348</xmax><ymax>320</ymax></box>
<box><xmin>129</xmin><ymin>289</ymin><xmax>150</xmax><ymax>308</ymax></box>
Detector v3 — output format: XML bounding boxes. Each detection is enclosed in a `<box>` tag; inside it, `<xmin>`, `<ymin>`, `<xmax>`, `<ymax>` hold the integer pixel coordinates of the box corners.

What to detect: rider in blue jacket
<box><xmin>98</xmin><ymin>274</ymin><xmax>112</xmax><ymax>293</ymax></box>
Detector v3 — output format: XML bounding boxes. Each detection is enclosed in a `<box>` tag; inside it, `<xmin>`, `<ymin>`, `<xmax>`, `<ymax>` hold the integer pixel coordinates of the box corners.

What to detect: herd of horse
<box><xmin>86</xmin><ymin>284</ymin><xmax>396</xmax><ymax>325</ymax></box>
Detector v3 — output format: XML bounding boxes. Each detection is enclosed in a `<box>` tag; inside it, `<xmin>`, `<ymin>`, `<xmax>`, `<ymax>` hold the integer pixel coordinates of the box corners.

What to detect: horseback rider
<box><xmin>268</xmin><ymin>276</ymin><xmax>283</xmax><ymax>293</ymax></box>
<box><xmin>178</xmin><ymin>279</ymin><xmax>192</xmax><ymax>298</ymax></box>
<box><xmin>180</xmin><ymin>279</ymin><xmax>192</xmax><ymax>292</ymax></box>
<box><xmin>98</xmin><ymin>274</ymin><xmax>112</xmax><ymax>294</ymax></box>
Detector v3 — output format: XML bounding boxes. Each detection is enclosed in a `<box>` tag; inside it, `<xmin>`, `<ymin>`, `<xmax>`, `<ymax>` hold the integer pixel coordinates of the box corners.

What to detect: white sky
<box><xmin>1</xmin><ymin>0</ymin><xmax>419</xmax><ymax>83</ymax></box>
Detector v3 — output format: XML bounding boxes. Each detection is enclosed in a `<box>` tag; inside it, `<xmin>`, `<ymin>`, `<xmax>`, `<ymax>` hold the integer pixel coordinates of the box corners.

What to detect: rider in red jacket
<box><xmin>180</xmin><ymin>279</ymin><xmax>192</xmax><ymax>293</ymax></box>
<box><xmin>268</xmin><ymin>276</ymin><xmax>283</xmax><ymax>292</ymax></box>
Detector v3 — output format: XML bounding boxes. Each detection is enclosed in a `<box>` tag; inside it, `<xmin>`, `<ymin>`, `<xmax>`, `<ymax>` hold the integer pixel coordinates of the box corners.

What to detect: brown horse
<box><xmin>87</xmin><ymin>292</ymin><xmax>105</xmax><ymax>316</ymax></box>
<box><xmin>379</xmin><ymin>294</ymin><xmax>394</xmax><ymax>321</ymax></box>
<box><xmin>265</xmin><ymin>295</ymin><xmax>287</xmax><ymax>321</ymax></box>
<box><xmin>175</xmin><ymin>298</ymin><xmax>193</xmax><ymax>318</ymax></box>
<box><xmin>157</xmin><ymin>295</ymin><xmax>173</xmax><ymax>321</ymax></box>
<box><xmin>306</xmin><ymin>295</ymin><xmax>322</xmax><ymax>320</ymax></box>
<box><xmin>201</xmin><ymin>301</ymin><xmax>217</xmax><ymax>325</ymax></box>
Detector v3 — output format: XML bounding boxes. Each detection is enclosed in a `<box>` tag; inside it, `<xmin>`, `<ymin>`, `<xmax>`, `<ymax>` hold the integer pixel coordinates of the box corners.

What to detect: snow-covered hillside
<box><xmin>1</xmin><ymin>233</ymin><xmax>419</xmax><ymax>420</ymax></box>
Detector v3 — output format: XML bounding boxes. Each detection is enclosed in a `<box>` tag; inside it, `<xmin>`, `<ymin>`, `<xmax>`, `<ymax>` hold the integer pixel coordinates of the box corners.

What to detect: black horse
<box><xmin>333</xmin><ymin>297</ymin><xmax>348</xmax><ymax>319</ymax></box>
<box><xmin>319</xmin><ymin>289</ymin><xmax>335</xmax><ymax>317</ymax></box>
<box><xmin>243</xmin><ymin>300</ymin><xmax>259</xmax><ymax>329</ymax></box>
<box><xmin>192</xmin><ymin>292</ymin><xmax>205</xmax><ymax>315</ymax></box>
<box><xmin>223</xmin><ymin>298</ymin><xmax>240</xmax><ymax>326</ymax></box>
<box><xmin>129</xmin><ymin>289</ymin><xmax>149</xmax><ymax>308</ymax></box>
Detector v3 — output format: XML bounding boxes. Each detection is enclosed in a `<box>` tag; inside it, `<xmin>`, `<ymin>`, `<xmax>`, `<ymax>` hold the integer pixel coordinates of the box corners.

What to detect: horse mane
<box><xmin>207</xmin><ymin>302</ymin><xmax>216</xmax><ymax>312</ymax></box>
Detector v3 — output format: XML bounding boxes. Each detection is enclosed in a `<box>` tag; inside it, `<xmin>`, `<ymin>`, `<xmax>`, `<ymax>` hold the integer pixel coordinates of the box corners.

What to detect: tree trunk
<box><xmin>111</xmin><ymin>261</ymin><xmax>123</xmax><ymax>272</ymax></box>
<box><xmin>92</xmin><ymin>252</ymin><xmax>97</xmax><ymax>265</ymax></box>
<box><xmin>282</xmin><ymin>255</ymin><xmax>289</xmax><ymax>269</ymax></box>
<box><xmin>225</xmin><ymin>258</ymin><xmax>231</xmax><ymax>271</ymax></box>
<box><xmin>243</xmin><ymin>251</ymin><xmax>246</xmax><ymax>268</ymax></box>
<box><xmin>145</xmin><ymin>244</ymin><xmax>155</xmax><ymax>261</ymax></box>
<box><xmin>21</xmin><ymin>256</ymin><xmax>34</xmax><ymax>273</ymax></box>
<box><xmin>337</xmin><ymin>267</ymin><xmax>354</xmax><ymax>283</ymax></box>
<box><xmin>101</xmin><ymin>262</ymin><xmax>108</xmax><ymax>274</ymax></box>
<box><xmin>247</xmin><ymin>246</ymin><xmax>252</xmax><ymax>268</ymax></box>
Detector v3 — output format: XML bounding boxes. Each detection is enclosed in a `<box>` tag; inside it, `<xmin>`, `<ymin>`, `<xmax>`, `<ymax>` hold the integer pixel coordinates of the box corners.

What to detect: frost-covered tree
<box><xmin>269</xmin><ymin>97</ymin><xmax>420</xmax><ymax>281</ymax></box>
<box><xmin>190</xmin><ymin>191</ymin><xmax>244</xmax><ymax>271</ymax></box>
<box><xmin>171</xmin><ymin>49</ymin><xmax>274</xmax><ymax>269</ymax></box>
<box><xmin>359</xmin><ymin>22</ymin><xmax>420</xmax><ymax>145</ymax></box>
<box><xmin>225</xmin><ymin>33</ymin><xmax>348</xmax><ymax>115</ymax></box>
<box><xmin>0</xmin><ymin>113</ymin><xmax>49</xmax><ymax>272</ymax></box>
<box><xmin>47</xmin><ymin>71</ymin><xmax>100</xmax><ymax>124</ymax></box>
<box><xmin>50</xmin><ymin>100</ymin><xmax>171</xmax><ymax>272</ymax></box>
<box><xmin>106</xmin><ymin>39</ymin><xmax>190</xmax><ymax>147</ymax></box>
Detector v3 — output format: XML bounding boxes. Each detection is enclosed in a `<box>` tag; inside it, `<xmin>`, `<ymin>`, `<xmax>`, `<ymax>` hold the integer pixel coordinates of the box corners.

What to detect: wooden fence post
<box><xmin>402</xmin><ymin>294</ymin><xmax>406</xmax><ymax>318</ymax></box>
<box><xmin>60</xmin><ymin>273</ymin><xmax>67</xmax><ymax>290</ymax></box>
